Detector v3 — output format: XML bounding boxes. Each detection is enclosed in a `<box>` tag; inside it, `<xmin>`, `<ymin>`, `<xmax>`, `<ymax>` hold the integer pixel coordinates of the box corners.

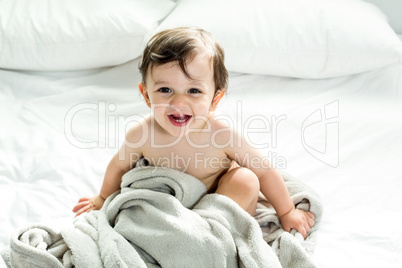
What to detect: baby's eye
<box><xmin>188</xmin><ymin>88</ymin><xmax>201</xmax><ymax>94</ymax></box>
<box><xmin>158</xmin><ymin>87</ymin><xmax>171</xmax><ymax>93</ymax></box>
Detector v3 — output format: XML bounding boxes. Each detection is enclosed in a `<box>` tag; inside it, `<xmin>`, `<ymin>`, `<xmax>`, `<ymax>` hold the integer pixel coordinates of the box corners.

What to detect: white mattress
<box><xmin>1</xmin><ymin>56</ymin><xmax>402</xmax><ymax>267</ymax></box>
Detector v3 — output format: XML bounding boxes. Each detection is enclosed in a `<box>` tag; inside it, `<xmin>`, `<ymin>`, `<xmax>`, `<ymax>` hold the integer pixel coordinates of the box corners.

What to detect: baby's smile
<box><xmin>168</xmin><ymin>113</ymin><xmax>192</xmax><ymax>127</ymax></box>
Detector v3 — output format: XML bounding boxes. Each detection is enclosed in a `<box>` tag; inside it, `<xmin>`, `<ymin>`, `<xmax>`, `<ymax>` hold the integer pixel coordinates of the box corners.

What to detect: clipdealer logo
<box><xmin>301</xmin><ymin>100</ymin><xmax>339</xmax><ymax>168</ymax></box>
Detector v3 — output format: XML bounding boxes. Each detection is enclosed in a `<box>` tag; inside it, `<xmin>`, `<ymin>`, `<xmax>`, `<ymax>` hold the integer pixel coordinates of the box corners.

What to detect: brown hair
<box><xmin>138</xmin><ymin>27</ymin><xmax>228</xmax><ymax>94</ymax></box>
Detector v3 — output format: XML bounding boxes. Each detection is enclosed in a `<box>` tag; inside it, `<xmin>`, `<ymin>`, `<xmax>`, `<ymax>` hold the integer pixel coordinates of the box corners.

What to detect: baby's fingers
<box><xmin>298</xmin><ymin>226</ymin><xmax>307</xmax><ymax>239</ymax></box>
<box><xmin>298</xmin><ymin>222</ymin><xmax>312</xmax><ymax>239</ymax></box>
<box><xmin>72</xmin><ymin>200</ymin><xmax>88</xmax><ymax>212</ymax></box>
<box><xmin>306</xmin><ymin>211</ymin><xmax>315</xmax><ymax>227</ymax></box>
<box><xmin>307</xmin><ymin>211</ymin><xmax>315</xmax><ymax>220</ymax></box>
<box><xmin>292</xmin><ymin>221</ymin><xmax>310</xmax><ymax>239</ymax></box>
<box><xmin>74</xmin><ymin>204</ymin><xmax>92</xmax><ymax>217</ymax></box>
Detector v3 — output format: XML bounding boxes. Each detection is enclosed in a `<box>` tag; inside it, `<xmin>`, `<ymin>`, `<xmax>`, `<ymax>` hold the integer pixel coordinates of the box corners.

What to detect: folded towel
<box><xmin>1</xmin><ymin>164</ymin><xmax>322</xmax><ymax>267</ymax></box>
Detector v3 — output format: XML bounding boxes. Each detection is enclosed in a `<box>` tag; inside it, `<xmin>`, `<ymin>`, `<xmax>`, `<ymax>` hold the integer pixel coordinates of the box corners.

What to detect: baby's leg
<box><xmin>215</xmin><ymin>165</ymin><xmax>260</xmax><ymax>216</ymax></box>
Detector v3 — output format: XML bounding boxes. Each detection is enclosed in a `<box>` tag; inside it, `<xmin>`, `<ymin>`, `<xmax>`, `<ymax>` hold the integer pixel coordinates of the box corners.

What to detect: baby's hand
<box><xmin>279</xmin><ymin>208</ymin><xmax>315</xmax><ymax>239</ymax></box>
<box><xmin>72</xmin><ymin>195</ymin><xmax>105</xmax><ymax>217</ymax></box>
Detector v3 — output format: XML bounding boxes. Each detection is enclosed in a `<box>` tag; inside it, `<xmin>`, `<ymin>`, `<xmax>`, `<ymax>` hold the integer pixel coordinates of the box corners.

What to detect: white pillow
<box><xmin>0</xmin><ymin>0</ymin><xmax>175</xmax><ymax>71</ymax></box>
<box><xmin>154</xmin><ymin>0</ymin><xmax>402</xmax><ymax>78</ymax></box>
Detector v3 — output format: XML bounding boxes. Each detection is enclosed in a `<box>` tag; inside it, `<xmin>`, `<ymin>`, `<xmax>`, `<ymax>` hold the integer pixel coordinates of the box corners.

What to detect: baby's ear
<box><xmin>210</xmin><ymin>90</ymin><xmax>224</xmax><ymax>111</ymax></box>
<box><xmin>138</xmin><ymin>82</ymin><xmax>151</xmax><ymax>108</ymax></box>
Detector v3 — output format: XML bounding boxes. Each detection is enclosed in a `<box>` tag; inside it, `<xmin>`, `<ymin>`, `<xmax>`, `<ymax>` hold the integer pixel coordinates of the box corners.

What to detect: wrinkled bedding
<box><xmin>1</xmin><ymin>55</ymin><xmax>402</xmax><ymax>267</ymax></box>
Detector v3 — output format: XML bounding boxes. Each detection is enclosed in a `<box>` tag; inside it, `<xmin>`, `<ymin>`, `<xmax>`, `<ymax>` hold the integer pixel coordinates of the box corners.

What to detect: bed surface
<box><xmin>1</xmin><ymin>56</ymin><xmax>401</xmax><ymax>267</ymax></box>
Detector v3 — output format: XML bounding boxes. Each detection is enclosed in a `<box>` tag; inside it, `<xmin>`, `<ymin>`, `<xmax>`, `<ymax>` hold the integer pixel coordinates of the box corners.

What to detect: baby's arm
<box><xmin>224</xmin><ymin>130</ymin><xmax>314</xmax><ymax>238</ymax></box>
<box><xmin>257</xmin><ymin>166</ymin><xmax>315</xmax><ymax>238</ymax></box>
<box><xmin>72</xmin><ymin>125</ymin><xmax>144</xmax><ymax>216</ymax></box>
<box><xmin>72</xmin><ymin>154</ymin><xmax>125</xmax><ymax>216</ymax></box>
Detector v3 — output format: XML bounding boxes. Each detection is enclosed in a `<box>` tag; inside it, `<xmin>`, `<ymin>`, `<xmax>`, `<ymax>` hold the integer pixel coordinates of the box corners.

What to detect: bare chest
<box><xmin>142</xmin><ymin>141</ymin><xmax>230</xmax><ymax>189</ymax></box>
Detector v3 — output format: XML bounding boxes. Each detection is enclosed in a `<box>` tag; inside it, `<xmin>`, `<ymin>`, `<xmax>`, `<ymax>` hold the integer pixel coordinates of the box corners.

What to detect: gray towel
<box><xmin>1</xmin><ymin>165</ymin><xmax>322</xmax><ymax>267</ymax></box>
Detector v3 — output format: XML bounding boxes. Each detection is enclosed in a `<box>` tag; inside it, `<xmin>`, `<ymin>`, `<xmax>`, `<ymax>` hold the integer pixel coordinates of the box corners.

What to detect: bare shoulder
<box><xmin>209</xmin><ymin>113</ymin><xmax>232</xmax><ymax>129</ymax></box>
<box><xmin>208</xmin><ymin>113</ymin><xmax>241</xmax><ymax>149</ymax></box>
<box><xmin>125</xmin><ymin>114</ymin><xmax>151</xmax><ymax>145</ymax></box>
<box><xmin>209</xmin><ymin>113</ymin><xmax>263</xmax><ymax>160</ymax></box>
<box><xmin>114</xmin><ymin>115</ymin><xmax>151</xmax><ymax>170</ymax></box>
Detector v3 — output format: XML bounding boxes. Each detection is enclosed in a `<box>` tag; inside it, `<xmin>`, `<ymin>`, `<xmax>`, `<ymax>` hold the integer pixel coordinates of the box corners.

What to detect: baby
<box><xmin>73</xmin><ymin>27</ymin><xmax>314</xmax><ymax>238</ymax></box>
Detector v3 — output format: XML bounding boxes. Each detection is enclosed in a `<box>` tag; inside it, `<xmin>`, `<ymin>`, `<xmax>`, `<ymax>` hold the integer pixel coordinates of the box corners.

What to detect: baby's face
<box><xmin>141</xmin><ymin>50</ymin><xmax>220</xmax><ymax>137</ymax></box>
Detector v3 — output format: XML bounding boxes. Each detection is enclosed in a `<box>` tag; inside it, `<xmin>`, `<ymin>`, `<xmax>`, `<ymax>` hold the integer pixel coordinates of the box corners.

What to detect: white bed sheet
<box><xmin>1</xmin><ymin>55</ymin><xmax>401</xmax><ymax>267</ymax></box>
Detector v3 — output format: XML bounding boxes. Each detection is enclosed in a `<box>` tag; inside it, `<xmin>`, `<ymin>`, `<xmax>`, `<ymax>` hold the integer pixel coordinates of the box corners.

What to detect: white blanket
<box><xmin>1</xmin><ymin>164</ymin><xmax>322</xmax><ymax>267</ymax></box>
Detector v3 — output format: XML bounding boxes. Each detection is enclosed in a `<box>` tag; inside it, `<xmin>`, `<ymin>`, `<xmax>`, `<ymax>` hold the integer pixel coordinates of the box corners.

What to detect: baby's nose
<box><xmin>170</xmin><ymin>95</ymin><xmax>187</xmax><ymax>111</ymax></box>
